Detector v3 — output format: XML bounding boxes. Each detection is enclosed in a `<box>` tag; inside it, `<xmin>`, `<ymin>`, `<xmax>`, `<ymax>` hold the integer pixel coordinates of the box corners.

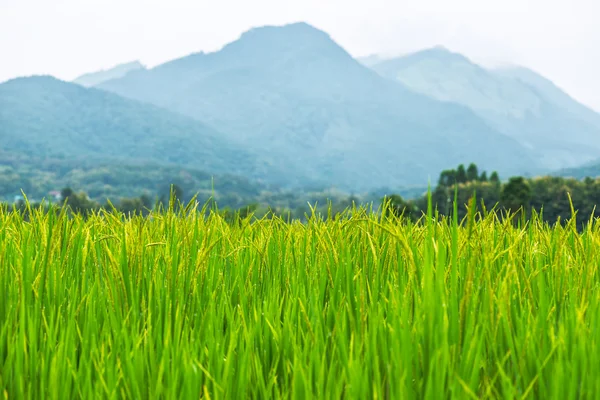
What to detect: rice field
<box><xmin>1</xmin><ymin>201</ymin><xmax>599</xmax><ymax>399</ymax></box>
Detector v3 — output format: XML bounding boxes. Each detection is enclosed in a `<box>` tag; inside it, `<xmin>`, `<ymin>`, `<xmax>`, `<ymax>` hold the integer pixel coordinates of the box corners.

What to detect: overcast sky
<box><xmin>1</xmin><ymin>0</ymin><xmax>599</xmax><ymax>110</ymax></box>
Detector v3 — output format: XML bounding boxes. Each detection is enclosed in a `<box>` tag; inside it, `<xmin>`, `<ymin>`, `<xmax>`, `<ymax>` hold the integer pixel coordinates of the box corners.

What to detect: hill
<box><xmin>0</xmin><ymin>76</ymin><xmax>261</xmax><ymax>181</ymax></box>
<box><xmin>96</xmin><ymin>22</ymin><xmax>538</xmax><ymax>190</ymax></box>
<box><xmin>356</xmin><ymin>54</ymin><xmax>386</xmax><ymax>67</ymax></box>
<box><xmin>554</xmin><ymin>158</ymin><xmax>600</xmax><ymax>180</ymax></box>
<box><xmin>494</xmin><ymin>66</ymin><xmax>600</xmax><ymax>130</ymax></box>
<box><xmin>370</xmin><ymin>48</ymin><xmax>600</xmax><ymax>169</ymax></box>
<box><xmin>73</xmin><ymin>61</ymin><xmax>146</xmax><ymax>87</ymax></box>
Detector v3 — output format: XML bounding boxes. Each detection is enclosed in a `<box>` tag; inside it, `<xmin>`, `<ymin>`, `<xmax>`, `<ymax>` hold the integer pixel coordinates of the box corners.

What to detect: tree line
<box><xmin>5</xmin><ymin>163</ymin><xmax>600</xmax><ymax>226</ymax></box>
<box><xmin>386</xmin><ymin>163</ymin><xmax>600</xmax><ymax>227</ymax></box>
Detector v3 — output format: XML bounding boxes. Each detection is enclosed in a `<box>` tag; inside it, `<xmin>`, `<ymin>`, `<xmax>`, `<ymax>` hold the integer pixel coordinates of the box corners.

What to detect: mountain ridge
<box><xmin>73</xmin><ymin>61</ymin><xmax>146</xmax><ymax>87</ymax></box>
<box><xmin>369</xmin><ymin>48</ymin><xmax>600</xmax><ymax>169</ymax></box>
<box><xmin>95</xmin><ymin>22</ymin><xmax>538</xmax><ymax>189</ymax></box>
<box><xmin>0</xmin><ymin>75</ymin><xmax>263</xmax><ymax>180</ymax></box>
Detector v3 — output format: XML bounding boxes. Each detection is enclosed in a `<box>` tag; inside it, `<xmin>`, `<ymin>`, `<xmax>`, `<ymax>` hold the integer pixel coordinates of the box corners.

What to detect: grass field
<box><xmin>1</xmin><ymin>200</ymin><xmax>599</xmax><ymax>399</ymax></box>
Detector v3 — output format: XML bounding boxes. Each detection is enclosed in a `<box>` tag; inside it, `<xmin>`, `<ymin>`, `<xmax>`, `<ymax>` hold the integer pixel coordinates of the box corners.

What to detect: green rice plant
<box><xmin>0</xmin><ymin>198</ymin><xmax>599</xmax><ymax>399</ymax></box>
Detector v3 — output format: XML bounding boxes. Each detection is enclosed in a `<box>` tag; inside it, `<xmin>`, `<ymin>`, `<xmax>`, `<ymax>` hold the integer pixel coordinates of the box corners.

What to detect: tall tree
<box><xmin>467</xmin><ymin>163</ymin><xmax>479</xmax><ymax>182</ymax></box>
<box><xmin>438</xmin><ymin>169</ymin><xmax>457</xmax><ymax>187</ymax></box>
<box><xmin>61</xmin><ymin>187</ymin><xmax>74</xmax><ymax>200</ymax></box>
<box><xmin>500</xmin><ymin>177</ymin><xmax>531</xmax><ymax>213</ymax></box>
<box><xmin>456</xmin><ymin>164</ymin><xmax>467</xmax><ymax>184</ymax></box>
<box><xmin>490</xmin><ymin>171</ymin><xmax>500</xmax><ymax>184</ymax></box>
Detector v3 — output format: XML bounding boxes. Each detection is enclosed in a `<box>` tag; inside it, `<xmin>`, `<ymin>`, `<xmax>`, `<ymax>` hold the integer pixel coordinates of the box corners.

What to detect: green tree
<box><xmin>139</xmin><ymin>194</ymin><xmax>153</xmax><ymax>210</ymax></box>
<box><xmin>61</xmin><ymin>187</ymin><xmax>74</xmax><ymax>200</ymax></box>
<box><xmin>456</xmin><ymin>165</ymin><xmax>467</xmax><ymax>184</ymax></box>
<box><xmin>118</xmin><ymin>197</ymin><xmax>149</xmax><ymax>216</ymax></box>
<box><xmin>480</xmin><ymin>171</ymin><xmax>488</xmax><ymax>182</ymax></box>
<box><xmin>490</xmin><ymin>171</ymin><xmax>500</xmax><ymax>184</ymax></box>
<box><xmin>60</xmin><ymin>187</ymin><xmax>98</xmax><ymax>217</ymax></box>
<box><xmin>438</xmin><ymin>169</ymin><xmax>457</xmax><ymax>187</ymax></box>
<box><xmin>467</xmin><ymin>163</ymin><xmax>479</xmax><ymax>182</ymax></box>
<box><xmin>500</xmin><ymin>177</ymin><xmax>531</xmax><ymax>213</ymax></box>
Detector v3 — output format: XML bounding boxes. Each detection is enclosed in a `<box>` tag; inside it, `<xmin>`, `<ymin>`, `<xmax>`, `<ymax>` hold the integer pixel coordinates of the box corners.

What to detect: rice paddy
<box><xmin>1</xmin><ymin>201</ymin><xmax>599</xmax><ymax>399</ymax></box>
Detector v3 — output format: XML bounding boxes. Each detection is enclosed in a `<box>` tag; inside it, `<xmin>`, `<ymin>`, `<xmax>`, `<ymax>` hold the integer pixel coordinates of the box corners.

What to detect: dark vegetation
<box><xmin>5</xmin><ymin>160</ymin><xmax>600</xmax><ymax>227</ymax></box>
<box><xmin>386</xmin><ymin>163</ymin><xmax>600</xmax><ymax>227</ymax></box>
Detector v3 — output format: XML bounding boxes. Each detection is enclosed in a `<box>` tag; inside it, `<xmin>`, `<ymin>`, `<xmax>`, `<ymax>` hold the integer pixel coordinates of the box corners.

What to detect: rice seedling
<box><xmin>1</xmin><ymin>200</ymin><xmax>599</xmax><ymax>399</ymax></box>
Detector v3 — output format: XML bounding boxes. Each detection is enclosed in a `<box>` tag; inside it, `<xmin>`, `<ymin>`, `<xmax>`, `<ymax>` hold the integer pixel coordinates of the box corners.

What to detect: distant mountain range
<box><xmin>73</xmin><ymin>61</ymin><xmax>145</xmax><ymax>87</ymax></box>
<box><xmin>95</xmin><ymin>22</ymin><xmax>536</xmax><ymax>189</ymax></box>
<box><xmin>2</xmin><ymin>22</ymin><xmax>600</xmax><ymax>197</ymax></box>
<box><xmin>369</xmin><ymin>47</ymin><xmax>600</xmax><ymax>169</ymax></box>
<box><xmin>0</xmin><ymin>76</ymin><xmax>259</xmax><ymax>178</ymax></box>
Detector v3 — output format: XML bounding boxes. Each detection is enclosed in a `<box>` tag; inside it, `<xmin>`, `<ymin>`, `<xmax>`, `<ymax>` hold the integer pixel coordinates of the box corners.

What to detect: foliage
<box><xmin>500</xmin><ymin>176</ymin><xmax>531</xmax><ymax>213</ymax></box>
<box><xmin>1</xmin><ymin>202</ymin><xmax>600</xmax><ymax>397</ymax></box>
<box><xmin>406</xmin><ymin>163</ymin><xmax>600</xmax><ymax>228</ymax></box>
<box><xmin>6</xmin><ymin>157</ymin><xmax>600</xmax><ymax>228</ymax></box>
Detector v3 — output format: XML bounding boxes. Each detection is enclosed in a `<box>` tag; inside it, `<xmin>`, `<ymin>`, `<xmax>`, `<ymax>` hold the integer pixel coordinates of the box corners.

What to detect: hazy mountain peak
<box><xmin>408</xmin><ymin>46</ymin><xmax>472</xmax><ymax>64</ymax></box>
<box><xmin>494</xmin><ymin>65</ymin><xmax>600</xmax><ymax>129</ymax></box>
<box><xmin>4</xmin><ymin>75</ymin><xmax>58</xmax><ymax>84</ymax></box>
<box><xmin>223</xmin><ymin>21</ymin><xmax>342</xmax><ymax>57</ymax></box>
<box><xmin>241</xmin><ymin>21</ymin><xmax>328</xmax><ymax>39</ymax></box>
<box><xmin>73</xmin><ymin>61</ymin><xmax>145</xmax><ymax>87</ymax></box>
<box><xmin>2</xmin><ymin>75</ymin><xmax>72</xmax><ymax>93</ymax></box>
<box><xmin>424</xmin><ymin>45</ymin><xmax>452</xmax><ymax>54</ymax></box>
<box><xmin>94</xmin><ymin>24</ymin><xmax>537</xmax><ymax>189</ymax></box>
<box><xmin>369</xmin><ymin>48</ymin><xmax>600</xmax><ymax>169</ymax></box>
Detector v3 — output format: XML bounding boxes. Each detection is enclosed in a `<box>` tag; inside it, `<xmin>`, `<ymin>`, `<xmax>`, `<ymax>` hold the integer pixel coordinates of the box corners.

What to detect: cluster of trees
<box><xmin>1</xmin><ymin>155</ymin><xmax>406</xmax><ymax>218</ymax></box>
<box><xmin>0</xmin><ymin>155</ymin><xmax>263</xmax><ymax>209</ymax></box>
<box><xmin>386</xmin><ymin>163</ymin><xmax>600</xmax><ymax>227</ymax></box>
<box><xmin>5</xmin><ymin>161</ymin><xmax>600</xmax><ymax>227</ymax></box>
<box><xmin>437</xmin><ymin>163</ymin><xmax>500</xmax><ymax>186</ymax></box>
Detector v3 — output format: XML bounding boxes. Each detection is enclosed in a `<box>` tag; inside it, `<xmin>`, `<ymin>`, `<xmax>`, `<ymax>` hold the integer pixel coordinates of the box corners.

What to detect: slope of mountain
<box><xmin>96</xmin><ymin>22</ymin><xmax>537</xmax><ymax>189</ymax></box>
<box><xmin>73</xmin><ymin>61</ymin><xmax>145</xmax><ymax>87</ymax></box>
<box><xmin>370</xmin><ymin>48</ymin><xmax>600</xmax><ymax>169</ymax></box>
<box><xmin>494</xmin><ymin>66</ymin><xmax>600</xmax><ymax>129</ymax></box>
<box><xmin>555</xmin><ymin>157</ymin><xmax>600</xmax><ymax>179</ymax></box>
<box><xmin>0</xmin><ymin>76</ymin><xmax>260</xmax><ymax>179</ymax></box>
<box><xmin>357</xmin><ymin>54</ymin><xmax>386</xmax><ymax>67</ymax></box>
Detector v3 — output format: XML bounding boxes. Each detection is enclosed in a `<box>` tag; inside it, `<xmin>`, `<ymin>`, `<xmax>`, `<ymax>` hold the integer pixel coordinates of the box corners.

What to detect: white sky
<box><xmin>1</xmin><ymin>0</ymin><xmax>599</xmax><ymax>110</ymax></box>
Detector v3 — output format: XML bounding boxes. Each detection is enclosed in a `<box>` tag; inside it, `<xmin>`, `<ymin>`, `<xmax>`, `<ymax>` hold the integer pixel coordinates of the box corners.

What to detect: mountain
<box><xmin>357</xmin><ymin>54</ymin><xmax>386</xmax><ymax>67</ymax></box>
<box><xmin>555</xmin><ymin>157</ymin><xmax>600</xmax><ymax>179</ymax></box>
<box><xmin>95</xmin><ymin>22</ymin><xmax>537</xmax><ymax>190</ymax></box>
<box><xmin>73</xmin><ymin>61</ymin><xmax>145</xmax><ymax>87</ymax></box>
<box><xmin>494</xmin><ymin>66</ymin><xmax>600</xmax><ymax>129</ymax></box>
<box><xmin>0</xmin><ymin>76</ymin><xmax>260</xmax><ymax>179</ymax></box>
<box><xmin>369</xmin><ymin>47</ymin><xmax>600</xmax><ymax>170</ymax></box>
